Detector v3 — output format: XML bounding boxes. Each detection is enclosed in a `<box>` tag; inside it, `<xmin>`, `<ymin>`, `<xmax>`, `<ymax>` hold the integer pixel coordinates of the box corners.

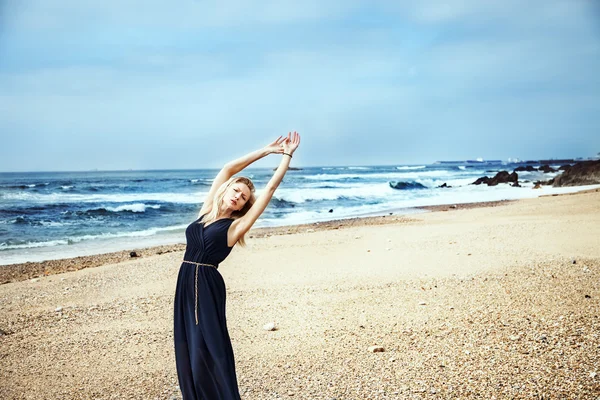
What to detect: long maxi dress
<box><xmin>174</xmin><ymin>215</ymin><xmax>241</xmax><ymax>400</ymax></box>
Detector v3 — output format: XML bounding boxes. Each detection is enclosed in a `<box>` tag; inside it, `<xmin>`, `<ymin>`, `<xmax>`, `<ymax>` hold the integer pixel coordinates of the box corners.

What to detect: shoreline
<box><xmin>0</xmin><ymin>199</ymin><xmax>513</xmax><ymax>284</ymax></box>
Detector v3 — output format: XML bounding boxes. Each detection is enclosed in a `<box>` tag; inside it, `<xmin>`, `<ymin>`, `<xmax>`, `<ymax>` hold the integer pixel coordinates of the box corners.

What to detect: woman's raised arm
<box><xmin>229</xmin><ymin>132</ymin><xmax>301</xmax><ymax>243</ymax></box>
<box><xmin>199</xmin><ymin>136</ymin><xmax>286</xmax><ymax>216</ymax></box>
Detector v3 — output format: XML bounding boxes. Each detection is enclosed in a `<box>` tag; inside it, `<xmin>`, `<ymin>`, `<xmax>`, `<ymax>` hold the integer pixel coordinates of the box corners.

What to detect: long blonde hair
<box><xmin>201</xmin><ymin>176</ymin><xmax>256</xmax><ymax>246</ymax></box>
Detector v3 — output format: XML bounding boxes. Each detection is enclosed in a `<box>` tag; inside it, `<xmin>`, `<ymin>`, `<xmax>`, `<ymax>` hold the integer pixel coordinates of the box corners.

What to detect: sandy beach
<box><xmin>1</xmin><ymin>190</ymin><xmax>599</xmax><ymax>399</ymax></box>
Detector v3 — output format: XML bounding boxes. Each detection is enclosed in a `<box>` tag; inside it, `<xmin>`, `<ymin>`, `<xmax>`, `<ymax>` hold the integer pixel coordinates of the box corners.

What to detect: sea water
<box><xmin>1</xmin><ymin>163</ymin><xmax>596</xmax><ymax>265</ymax></box>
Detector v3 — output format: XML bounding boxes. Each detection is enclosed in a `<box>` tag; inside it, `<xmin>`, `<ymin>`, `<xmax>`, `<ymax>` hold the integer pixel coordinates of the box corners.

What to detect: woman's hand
<box><xmin>283</xmin><ymin>131</ymin><xmax>301</xmax><ymax>155</ymax></box>
<box><xmin>264</xmin><ymin>136</ymin><xmax>286</xmax><ymax>155</ymax></box>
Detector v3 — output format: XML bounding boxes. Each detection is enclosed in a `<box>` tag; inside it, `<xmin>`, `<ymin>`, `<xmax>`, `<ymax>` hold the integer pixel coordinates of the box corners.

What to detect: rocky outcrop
<box><xmin>389</xmin><ymin>181</ymin><xmax>427</xmax><ymax>190</ymax></box>
<box><xmin>534</xmin><ymin>178</ymin><xmax>555</xmax><ymax>186</ymax></box>
<box><xmin>472</xmin><ymin>171</ymin><xmax>519</xmax><ymax>186</ymax></box>
<box><xmin>559</xmin><ymin>164</ymin><xmax>572</xmax><ymax>171</ymax></box>
<box><xmin>514</xmin><ymin>166</ymin><xmax>537</xmax><ymax>172</ymax></box>
<box><xmin>538</xmin><ymin>164</ymin><xmax>557</xmax><ymax>173</ymax></box>
<box><xmin>553</xmin><ymin>160</ymin><xmax>600</xmax><ymax>187</ymax></box>
<box><xmin>472</xmin><ymin>177</ymin><xmax>490</xmax><ymax>185</ymax></box>
<box><xmin>273</xmin><ymin>167</ymin><xmax>303</xmax><ymax>171</ymax></box>
<box><xmin>488</xmin><ymin>171</ymin><xmax>518</xmax><ymax>186</ymax></box>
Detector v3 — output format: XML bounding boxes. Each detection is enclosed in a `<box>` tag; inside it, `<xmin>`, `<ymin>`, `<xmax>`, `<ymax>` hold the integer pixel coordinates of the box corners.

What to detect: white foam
<box><xmin>396</xmin><ymin>166</ymin><xmax>426</xmax><ymax>170</ymax></box>
<box><xmin>0</xmin><ymin>239</ymin><xmax>69</xmax><ymax>250</ymax></box>
<box><xmin>0</xmin><ymin>223</ymin><xmax>188</xmax><ymax>251</ymax></box>
<box><xmin>39</xmin><ymin>221</ymin><xmax>76</xmax><ymax>227</ymax></box>
<box><xmin>104</xmin><ymin>203</ymin><xmax>161</xmax><ymax>213</ymax></box>
<box><xmin>272</xmin><ymin>183</ymin><xmax>393</xmax><ymax>203</ymax></box>
<box><xmin>61</xmin><ymin>185</ymin><xmax>73</xmax><ymax>190</ymax></box>
<box><xmin>304</xmin><ymin>169</ymin><xmax>478</xmax><ymax>182</ymax></box>
<box><xmin>1</xmin><ymin>191</ymin><xmax>207</xmax><ymax>204</ymax></box>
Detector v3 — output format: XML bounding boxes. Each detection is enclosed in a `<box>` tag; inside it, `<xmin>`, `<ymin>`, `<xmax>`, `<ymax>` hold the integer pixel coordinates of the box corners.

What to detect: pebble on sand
<box><xmin>262</xmin><ymin>322</ymin><xmax>277</xmax><ymax>331</ymax></box>
<box><xmin>368</xmin><ymin>346</ymin><xmax>385</xmax><ymax>353</ymax></box>
<box><xmin>55</xmin><ymin>306</ymin><xmax>63</xmax><ymax>312</ymax></box>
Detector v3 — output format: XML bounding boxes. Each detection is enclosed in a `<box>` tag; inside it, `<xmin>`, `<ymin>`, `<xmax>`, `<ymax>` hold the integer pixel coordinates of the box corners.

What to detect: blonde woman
<box><xmin>174</xmin><ymin>132</ymin><xmax>301</xmax><ymax>399</ymax></box>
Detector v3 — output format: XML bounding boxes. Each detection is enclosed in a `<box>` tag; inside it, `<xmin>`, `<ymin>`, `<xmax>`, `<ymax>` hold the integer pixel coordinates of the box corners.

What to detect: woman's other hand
<box><xmin>283</xmin><ymin>131</ymin><xmax>301</xmax><ymax>155</ymax></box>
<box><xmin>264</xmin><ymin>136</ymin><xmax>286</xmax><ymax>155</ymax></box>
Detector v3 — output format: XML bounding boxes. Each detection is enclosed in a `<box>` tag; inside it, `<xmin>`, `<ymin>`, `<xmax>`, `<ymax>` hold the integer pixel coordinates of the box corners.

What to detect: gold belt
<box><xmin>182</xmin><ymin>260</ymin><xmax>217</xmax><ymax>325</ymax></box>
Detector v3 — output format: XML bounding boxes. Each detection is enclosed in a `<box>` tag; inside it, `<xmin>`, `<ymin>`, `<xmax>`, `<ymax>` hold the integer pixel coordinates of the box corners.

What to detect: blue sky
<box><xmin>1</xmin><ymin>0</ymin><xmax>599</xmax><ymax>171</ymax></box>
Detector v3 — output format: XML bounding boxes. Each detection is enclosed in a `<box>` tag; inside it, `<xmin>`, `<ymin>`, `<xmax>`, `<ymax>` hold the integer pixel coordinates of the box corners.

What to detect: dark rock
<box><xmin>559</xmin><ymin>164</ymin><xmax>572</xmax><ymax>171</ymax></box>
<box><xmin>129</xmin><ymin>251</ymin><xmax>139</xmax><ymax>258</ymax></box>
<box><xmin>572</xmin><ymin>259</ymin><xmax>576</xmax><ymax>264</ymax></box>
<box><xmin>553</xmin><ymin>160</ymin><xmax>600</xmax><ymax>187</ymax></box>
<box><xmin>538</xmin><ymin>164</ymin><xmax>557</xmax><ymax>173</ymax></box>
<box><xmin>487</xmin><ymin>171</ymin><xmax>518</xmax><ymax>186</ymax></box>
<box><xmin>437</xmin><ymin>182</ymin><xmax>452</xmax><ymax>188</ymax></box>
<box><xmin>511</xmin><ymin>182</ymin><xmax>521</xmax><ymax>187</ymax></box>
<box><xmin>328</xmin><ymin>209</ymin><xmax>333</xmax><ymax>213</ymax></box>
<box><xmin>534</xmin><ymin>178</ymin><xmax>555</xmax><ymax>186</ymax></box>
<box><xmin>585</xmin><ymin>294</ymin><xmax>591</xmax><ymax>299</ymax></box>
<box><xmin>472</xmin><ymin>176</ymin><xmax>490</xmax><ymax>185</ymax></box>
<box><xmin>514</xmin><ymin>166</ymin><xmax>537</xmax><ymax>172</ymax></box>
<box><xmin>472</xmin><ymin>171</ymin><xmax>518</xmax><ymax>186</ymax></box>
<box><xmin>273</xmin><ymin>167</ymin><xmax>303</xmax><ymax>171</ymax></box>
<box><xmin>533</xmin><ymin>183</ymin><xmax>542</xmax><ymax>189</ymax></box>
<box><xmin>389</xmin><ymin>181</ymin><xmax>427</xmax><ymax>190</ymax></box>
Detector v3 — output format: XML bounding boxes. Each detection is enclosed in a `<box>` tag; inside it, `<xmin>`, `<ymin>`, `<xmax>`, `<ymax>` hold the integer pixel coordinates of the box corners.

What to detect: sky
<box><xmin>0</xmin><ymin>0</ymin><xmax>599</xmax><ymax>172</ymax></box>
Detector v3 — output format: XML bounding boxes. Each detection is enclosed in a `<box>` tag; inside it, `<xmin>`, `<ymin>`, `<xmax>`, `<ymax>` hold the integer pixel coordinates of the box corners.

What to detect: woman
<box><xmin>174</xmin><ymin>132</ymin><xmax>301</xmax><ymax>399</ymax></box>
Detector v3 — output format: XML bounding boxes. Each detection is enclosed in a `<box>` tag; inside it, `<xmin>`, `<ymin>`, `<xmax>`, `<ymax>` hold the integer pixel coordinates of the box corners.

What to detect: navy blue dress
<box><xmin>174</xmin><ymin>215</ymin><xmax>241</xmax><ymax>399</ymax></box>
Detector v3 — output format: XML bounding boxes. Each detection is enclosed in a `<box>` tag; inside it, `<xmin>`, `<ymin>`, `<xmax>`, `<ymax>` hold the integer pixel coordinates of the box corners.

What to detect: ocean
<box><xmin>1</xmin><ymin>163</ymin><xmax>596</xmax><ymax>265</ymax></box>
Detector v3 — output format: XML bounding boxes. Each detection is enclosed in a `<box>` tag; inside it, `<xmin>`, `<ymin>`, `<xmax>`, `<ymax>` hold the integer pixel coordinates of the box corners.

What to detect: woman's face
<box><xmin>224</xmin><ymin>182</ymin><xmax>251</xmax><ymax>211</ymax></box>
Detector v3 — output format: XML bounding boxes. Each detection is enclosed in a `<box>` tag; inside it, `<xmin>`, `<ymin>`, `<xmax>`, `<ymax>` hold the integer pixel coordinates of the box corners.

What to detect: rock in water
<box><xmin>487</xmin><ymin>171</ymin><xmax>518</xmax><ymax>186</ymax></box>
<box><xmin>473</xmin><ymin>171</ymin><xmax>518</xmax><ymax>186</ymax></box>
<box><xmin>514</xmin><ymin>165</ymin><xmax>537</xmax><ymax>172</ymax></box>
<box><xmin>389</xmin><ymin>181</ymin><xmax>427</xmax><ymax>190</ymax></box>
<box><xmin>472</xmin><ymin>176</ymin><xmax>490</xmax><ymax>185</ymax></box>
<box><xmin>538</xmin><ymin>164</ymin><xmax>557</xmax><ymax>173</ymax></box>
<box><xmin>553</xmin><ymin>160</ymin><xmax>600</xmax><ymax>187</ymax></box>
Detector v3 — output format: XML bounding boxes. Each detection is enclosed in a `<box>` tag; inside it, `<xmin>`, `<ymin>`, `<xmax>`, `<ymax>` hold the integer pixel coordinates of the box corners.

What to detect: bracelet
<box><xmin>283</xmin><ymin>153</ymin><xmax>292</xmax><ymax>158</ymax></box>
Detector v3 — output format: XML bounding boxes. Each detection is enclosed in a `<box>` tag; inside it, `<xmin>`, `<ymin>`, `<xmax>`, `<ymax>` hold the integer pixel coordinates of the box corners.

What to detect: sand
<box><xmin>0</xmin><ymin>190</ymin><xmax>599</xmax><ymax>399</ymax></box>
